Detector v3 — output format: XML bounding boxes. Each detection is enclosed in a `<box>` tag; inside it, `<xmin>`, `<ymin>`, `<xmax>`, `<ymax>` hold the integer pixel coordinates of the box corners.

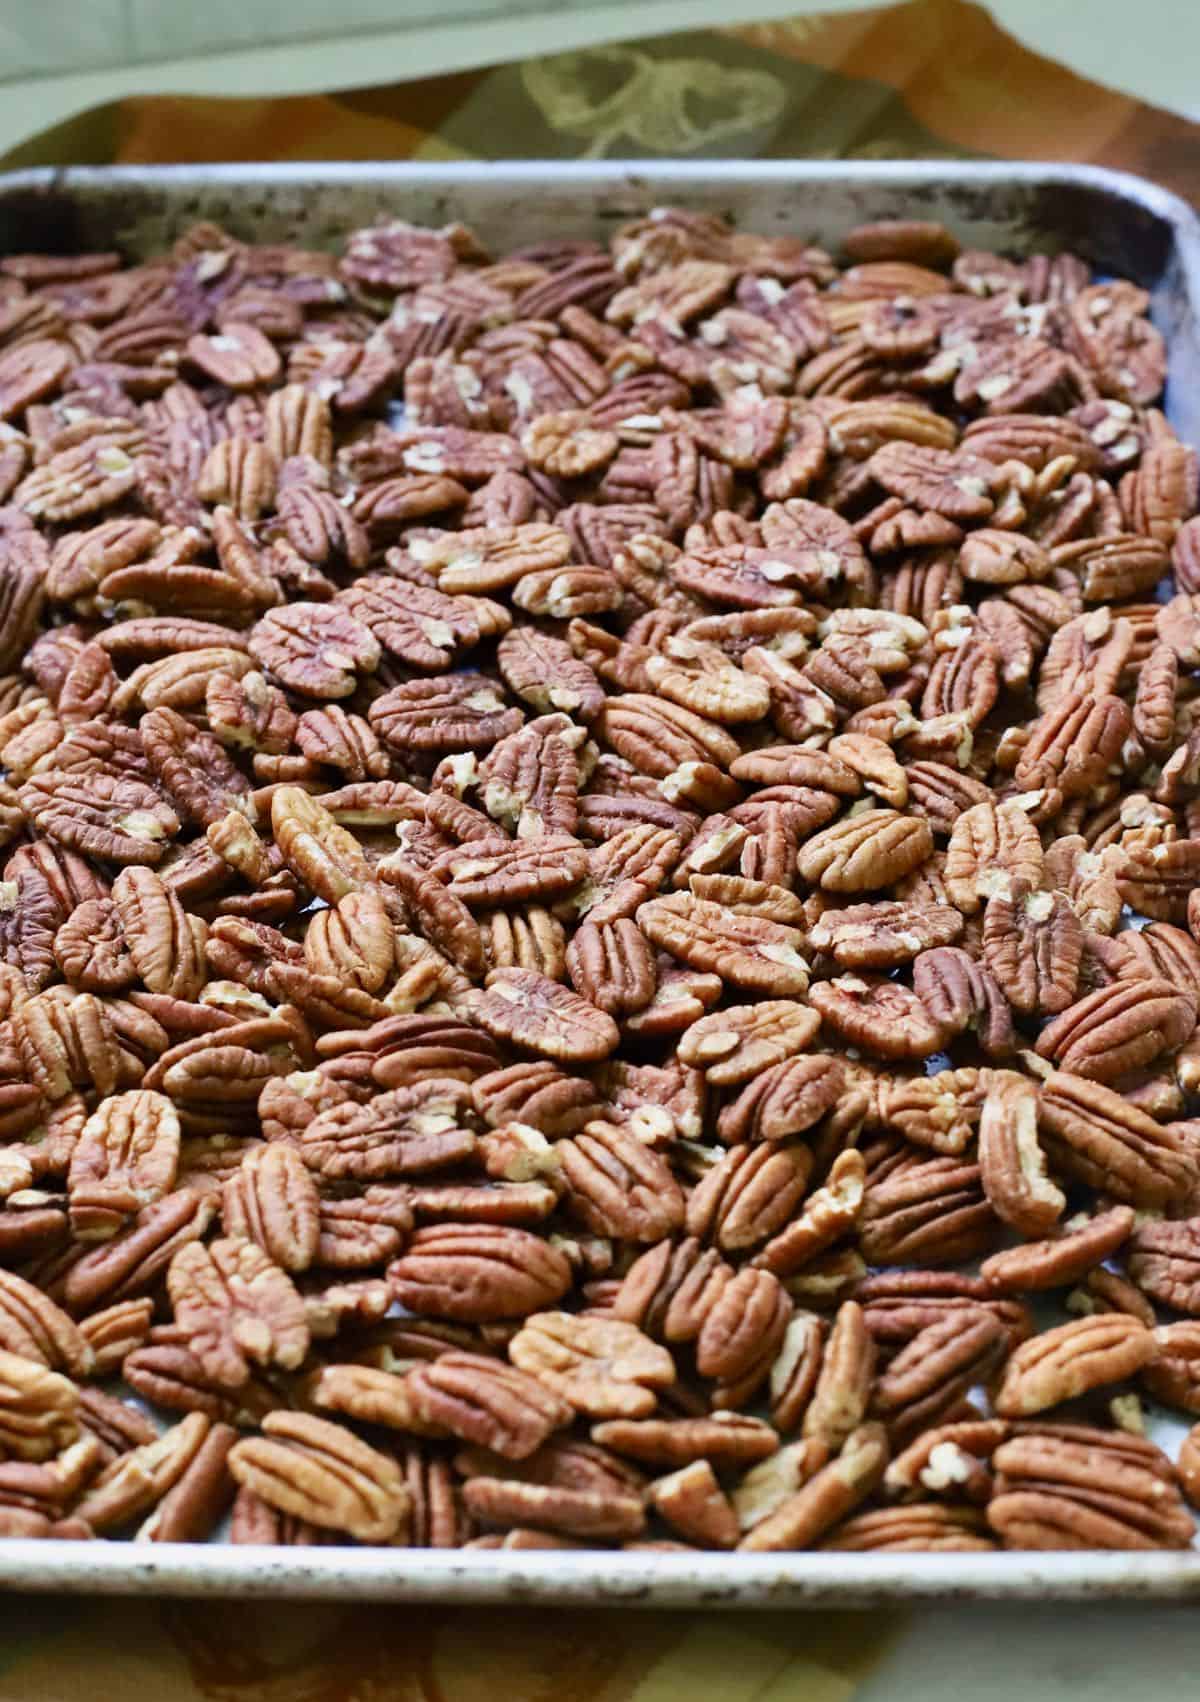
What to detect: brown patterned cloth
<box><xmin>3</xmin><ymin>0</ymin><xmax>1200</xmax><ymax>208</ymax></box>
<box><xmin>1</xmin><ymin>4</ymin><xmax>1199</xmax><ymax>1697</ymax></box>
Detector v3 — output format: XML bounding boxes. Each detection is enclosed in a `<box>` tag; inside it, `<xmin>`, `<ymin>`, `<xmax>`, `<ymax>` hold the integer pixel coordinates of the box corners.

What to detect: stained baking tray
<box><xmin>0</xmin><ymin>159</ymin><xmax>1199</xmax><ymax>1603</ymax></box>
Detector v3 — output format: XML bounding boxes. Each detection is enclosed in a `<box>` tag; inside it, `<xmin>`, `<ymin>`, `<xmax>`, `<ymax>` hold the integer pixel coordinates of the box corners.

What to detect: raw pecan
<box><xmin>388</xmin><ymin>1223</ymin><xmax>572</xmax><ymax>1321</ymax></box>
<box><xmin>1143</xmin><ymin>1321</ymin><xmax>1200</xmax><ymax>1412</ymax></box>
<box><xmin>565</xmin><ymin>919</ymin><xmax>656</xmax><ymax>1017</ymax></box>
<box><xmin>168</xmin><ymin>1236</ymin><xmax>309</xmax><ymax>1386</ymax></box>
<box><xmin>1036</xmin><ymin>1071</ymin><xmax>1196</xmax><ymax>1207</ymax></box>
<box><xmin>798</xmin><ymin>1300</ymin><xmax>875</xmax><ymax>1451</ymax></box>
<box><xmin>982</xmin><ymin>882</ymin><xmax>1081</xmax><ymax>1016</ymax></box>
<box><xmin>981</xmin><ymin>1205</ymin><xmax>1134</xmax><ymax>1294</ymax></box>
<box><xmin>988</xmin><ymin>1429</ymin><xmax>1192</xmax><ymax>1550</ymax></box>
<box><xmin>687</xmin><ymin>1143</ymin><xmax>812</xmax><ymax>1254</ymax></box>
<box><xmin>873</xmin><ymin>1309</ymin><xmax>1007</xmax><ymax>1444</ymax></box>
<box><xmin>594</xmin><ymin>1413</ymin><xmax>779</xmax><ymax>1471</ymax></box>
<box><xmin>370</xmin><ymin>673</ymin><xmax>523</xmax><ymax>758</ymax></box>
<box><xmin>1035</xmin><ymin>978</ymin><xmax>1196</xmax><ymax>1083</ymax></box>
<box><xmin>860</xmin><ymin>1157</ymin><xmax>996</xmax><ymax>1267</ymax></box>
<box><xmin>228</xmin><ymin>1411</ymin><xmax>408</xmax><ymax>1541</ymax></box>
<box><xmin>20</xmin><ymin>771</ymin><xmax>179</xmax><ymax>865</ymax></box>
<box><xmin>977</xmin><ymin>1071</ymin><xmax>1064</xmax><ymax>1237</ymax></box>
<box><xmin>677</xmin><ymin>999</ymin><xmax>820</xmax><ymax>1086</ymax></box>
<box><xmin>637</xmin><ymin>893</ymin><xmax>809</xmax><ymax>995</ymax></box>
<box><xmin>466</xmin><ymin>968</ymin><xmax>619</xmax><ymax>1063</ymax></box>
<box><xmin>298</xmin><ymin>1079</ymin><xmax>477</xmax><ymax>1181</ymax></box>
<box><xmin>824</xmin><ymin>1504</ymin><xmax>993</xmax><ymax>1552</ymax></box>
<box><xmin>796</xmin><ymin>810</ymin><xmax>932</xmax><ymax>893</ymax></box>
<box><xmin>1125</xmin><ymin>1218</ymin><xmax>1200</xmax><ymax>1315</ymax></box>
<box><xmin>509</xmin><ymin>1312</ymin><xmax>674</xmax><ymax>1418</ymax></box>
<box><xmin>944</xmin><ymin>798</ymin><xmax>1042</xmax><ymax>914</ymax></box>
<box><xmin>739</xmin><ymin>1422</ymin><xmax>889</xmax><ymax>1551</ymax></box>
<box><xmin>221</xmin><ymin>1142</ymin><xmax>320</xmax><ymax>1273</ymax></box>
<box><xmin>407</xmin><ymin>1351</ymin><xmax>572</xmax><ymax>1459</ymax></box>
<box><xmin>808</xmin><ymin>899</ymin><xmax>962</xmax><ymax>969</ymax></box>
<box><xmin>809</xmin><ymin>976</ymin><xmax>947</xmax><ymax>1061</ymax></box>
<box><xmin>249</xmin><ymin>602</ymin><xmax>379</xmax><ymax>699</ymax></box>
<box><xmin>66</xmin><ymin>1089</ymin><xmax>180</xmax><ymax>1242</ymax></box>
<box><xmin>994</xmin><ymin>1315</ymin><xmax>1153</xmax><ymax>1417</ymax></box>
<box><xmin>0</xmin><ymin>1348</ymin><xmax>79</xmax><ymax>1461</ymax></box>
<box><xmin>557</xmin><ymin>1122</ymin><xmax>685</xmax><ymax>1242</ymax></box>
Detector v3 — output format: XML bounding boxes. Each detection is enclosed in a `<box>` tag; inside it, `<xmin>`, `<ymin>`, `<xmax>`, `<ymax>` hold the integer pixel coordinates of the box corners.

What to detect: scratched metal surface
<box><xmin>0</xmin><ymin>160</ymin><xmax>1197</xmax><ymax>1602</ymax></box>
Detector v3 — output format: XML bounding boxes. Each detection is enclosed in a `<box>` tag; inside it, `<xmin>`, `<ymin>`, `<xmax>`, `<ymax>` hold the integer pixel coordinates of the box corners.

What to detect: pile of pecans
<box><xmin>0</xmin><ymin>203</ymin><xmax>1199</xmax><ymax>1557</ymax></box>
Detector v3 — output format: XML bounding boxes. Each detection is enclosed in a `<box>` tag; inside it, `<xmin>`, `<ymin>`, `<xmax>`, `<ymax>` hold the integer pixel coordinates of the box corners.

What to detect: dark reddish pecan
<box><xmin>407</xmin><ymin>1351</ymin><xmax>572</xmax><ymax>1459</ymax></box>
<box><xmin>388</xmin><ymin>1224</ymin><xmax>572</xmax><ymax>1322</ymax></box>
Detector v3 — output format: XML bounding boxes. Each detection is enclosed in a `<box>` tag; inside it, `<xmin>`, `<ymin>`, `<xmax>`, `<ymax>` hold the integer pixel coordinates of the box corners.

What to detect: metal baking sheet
<box><xmin>1</xmin><ymin>159</ymin><xmax>1199</xmax><ymax>1603</ymax></box>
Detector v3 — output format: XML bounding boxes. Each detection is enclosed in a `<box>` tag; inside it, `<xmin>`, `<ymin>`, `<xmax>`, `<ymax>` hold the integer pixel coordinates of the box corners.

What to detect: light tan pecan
<box><xmin>270</xmin><ymin>785</ymin><xmax>371</xmax><ymax>904</ymax></box>
<box><xmin>976</xmin><ymin>1070</ymin><xmax>1064</xmax><ymax>1237</ymax></box>
<box><xmin>874</xmin><ymin>1073</ymin><xmax>980</xmax><ymax>1156</ymax></box>
<box><xmin>407</xmin><ymin>1351</ymin><xmax>573</xmax><ymax>1459</ymax></box>
<box><xmin>995</xmin><ymin>1315</ymin><xmax>1153</xmax><ymax>1417</ymax></box>
<box><xmin>228</xmin><ymin>1410</ymin><xmax>409</xmax><ymax>1541</ymax></box>
<box><xmin>796</xmin><ymin>809</ymin><xmax>932</xmax><ymax>893</ymax></box>
<box><xmin>739</xmin><ymin>1422</ymin><xmax>889</xmax><ymax>1551</ymax></box>
<box><xmin>1113</xmin><ymin>836</ymin><xmax>1200</xmax><ymax>922</ymax></box>
<box><xmin>416</xmin><ymin>523</ymin><xmax>571</xmax><ymax>594</ymax></box>
<box><xmin>71</xmin><ymin>1408</ymin><xmax>211</xmax><ymax>1533</ymax></box>
<box><xmin>798</xmin><ymin>1300</ymin><xmax>875</xmax><ymax>1451</ymax></box>
<box><xmin>677</xmin><ymin>999</ymin><xmax>820</xmax><ymax>1086</ymax></box>
<box><xmin>77</xmin><ymin>1297</ymin><xmax>154</xmax><ymax>1377</ymax></box>
<box><xmin>303</xmin><ymin>888</ymin><xmax>396</xmax><ymax>994</ymax></box>
<box><xmin>168</xmin><ymin>1236</ymin><xmax>309</xmax><ymax>1387</ymax></box>
<box><xmin>649</xmin><ymin>1460</ymin><xmax>739</xmax><ymax>1548</ymax></box>
<box><xmin>221</xmin><ymin>1142</ymin><xmax>320</xmax><ymax>1274</ymax></box>
<box><xmin>0</xmin><ymin>1347</ymin><xmax>79</xmax><ymax>1461</ymax></box>
<box><xmin>509</xmin><ymin>1312</ymin><xmax>675</xmax><ymax>1418</ymax></box>
<box><xmin>944</xmin><ymin>798</ymin><xmax>1042</xmax><ymax>914</ymax></box>
<box><xmin>66</xmin><ymin>1089</ymin><xmax>180</xmax><ymax>1243</ymax></box>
